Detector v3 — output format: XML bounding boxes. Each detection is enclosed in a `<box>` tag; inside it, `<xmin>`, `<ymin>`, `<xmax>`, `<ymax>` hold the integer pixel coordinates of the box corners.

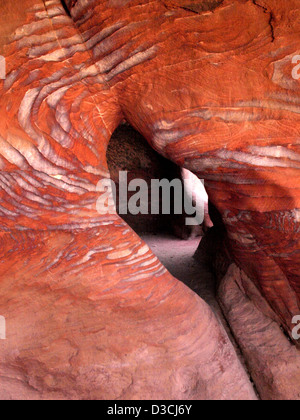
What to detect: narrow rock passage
<box><xmin>141</xmin><ymin>233</ymin><xmax>257</xmax><ymax>397</ymax></box>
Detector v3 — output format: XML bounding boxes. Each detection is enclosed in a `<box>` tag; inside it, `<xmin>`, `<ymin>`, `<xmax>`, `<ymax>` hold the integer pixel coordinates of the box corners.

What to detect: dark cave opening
<box><xmin>106</xmin><ymin>123</ymin><xmax>219</xmax><ymax>297</ymax></box>
<box><xmin>106</xmin><ymin>123</ymin><xmax>212</xmax><ymax>238</ymax></box>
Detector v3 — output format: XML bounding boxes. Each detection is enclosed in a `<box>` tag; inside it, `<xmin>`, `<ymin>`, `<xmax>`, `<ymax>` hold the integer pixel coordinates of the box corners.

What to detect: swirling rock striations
<box><xmin>0</xmin><ymin>0</ymin><xmax>256</xmax><ymax>400</ymax></box>
<box><xmin>66</xmin><ymin>0</ymin><xmax>300</xmax><ymax>338</ymax></box>
<box><xmin>0</xmin><ymin>0</ymin><xmax>299</xmax><ymax>399</ymax></box>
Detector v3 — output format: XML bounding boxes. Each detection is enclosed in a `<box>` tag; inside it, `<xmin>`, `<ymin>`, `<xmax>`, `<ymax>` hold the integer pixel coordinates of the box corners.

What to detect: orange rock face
<box><xmin>106</xmin><ymin>0</ymin><xmax>300</xmax><ymax>336</ymax></box>
<box><xmin>0</xmin><ymin>0</ymin><xmax>299</xmax><ymax>399</ymax></box>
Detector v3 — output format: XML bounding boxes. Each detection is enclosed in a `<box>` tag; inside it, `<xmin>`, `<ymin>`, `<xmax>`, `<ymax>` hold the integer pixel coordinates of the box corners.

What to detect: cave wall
<box><xmin>0</xmin><ymin>0</ymin><xmax>299</xmax><ymax>400</ymax></box>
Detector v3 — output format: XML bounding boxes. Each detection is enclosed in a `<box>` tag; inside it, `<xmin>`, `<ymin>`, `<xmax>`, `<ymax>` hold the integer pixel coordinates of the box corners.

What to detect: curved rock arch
<box><xmin>0</xmin><ymin>0</ymin><xmax>299</xmax><ymax>399</ymax></box>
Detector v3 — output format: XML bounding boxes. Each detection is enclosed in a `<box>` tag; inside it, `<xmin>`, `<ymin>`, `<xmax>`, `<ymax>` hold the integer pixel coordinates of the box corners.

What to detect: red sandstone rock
<box><xmin>0</xmin><ymin>0</ymin><xmax>299</xmax><ymax>399</ymax></box>
<box><xmin>0</xmin><ymin>226</ymin><xmax>256</xmax><ymax>399</ymax></box>
<box><xmin>219</xmin><ymin>264</ymin><xmax>300</xmax><ymax>400</ymax></box>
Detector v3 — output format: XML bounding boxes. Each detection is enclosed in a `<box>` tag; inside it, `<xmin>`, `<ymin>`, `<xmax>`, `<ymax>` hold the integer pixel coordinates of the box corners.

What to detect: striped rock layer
<box><xmin>64</xmin><ymin>0</ymin><xmax>300</xmax><ymax>340</ymax></box>
<box><xmin>0</xmin><ymin>0</ymin><xmax>298</xmax><ymax>399</ymax></box>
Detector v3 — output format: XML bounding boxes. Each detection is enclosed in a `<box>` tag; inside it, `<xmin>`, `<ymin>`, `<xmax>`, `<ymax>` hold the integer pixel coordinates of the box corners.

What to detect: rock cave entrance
<box><xmin>106</xmin><ymin>123</ymin><xmax>250</xmax><ymax>391</ymax></box>
<box><xmin>0</xmin><ymin>0</ymin><xmax>299</xmax><ymax>402</ymax></box>
<box><xmin>106</xmin><ymin>124</ymin><xmax>300</xmax><ymax>400</ymax></box>
<box><xmin>106</xmin><ymin>123</ymin><xmax>233</xmax><ymax>333</ymax></box>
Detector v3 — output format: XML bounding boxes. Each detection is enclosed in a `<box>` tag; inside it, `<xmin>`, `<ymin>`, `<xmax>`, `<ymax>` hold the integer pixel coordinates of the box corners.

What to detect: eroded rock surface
<box><xmin>0</xmin><ymin>0</ymin><xmax>299</xmax><ymax>399</ymax></box>
<box><xmin>219</xmin><ymin>264</ymin><xmax>300</xmax><ymax>400</ymax></box>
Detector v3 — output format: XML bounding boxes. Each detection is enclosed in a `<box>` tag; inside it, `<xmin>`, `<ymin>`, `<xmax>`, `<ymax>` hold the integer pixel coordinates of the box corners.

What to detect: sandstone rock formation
<box><xmin>219</xmin><ymin>264</ymin><xmax>300</xmax><ymax>400</ymax></box>
<box><xmin>0</xmin><ymin>0</ymin><xmax>299</xmax><ymax>399</ymax></box>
